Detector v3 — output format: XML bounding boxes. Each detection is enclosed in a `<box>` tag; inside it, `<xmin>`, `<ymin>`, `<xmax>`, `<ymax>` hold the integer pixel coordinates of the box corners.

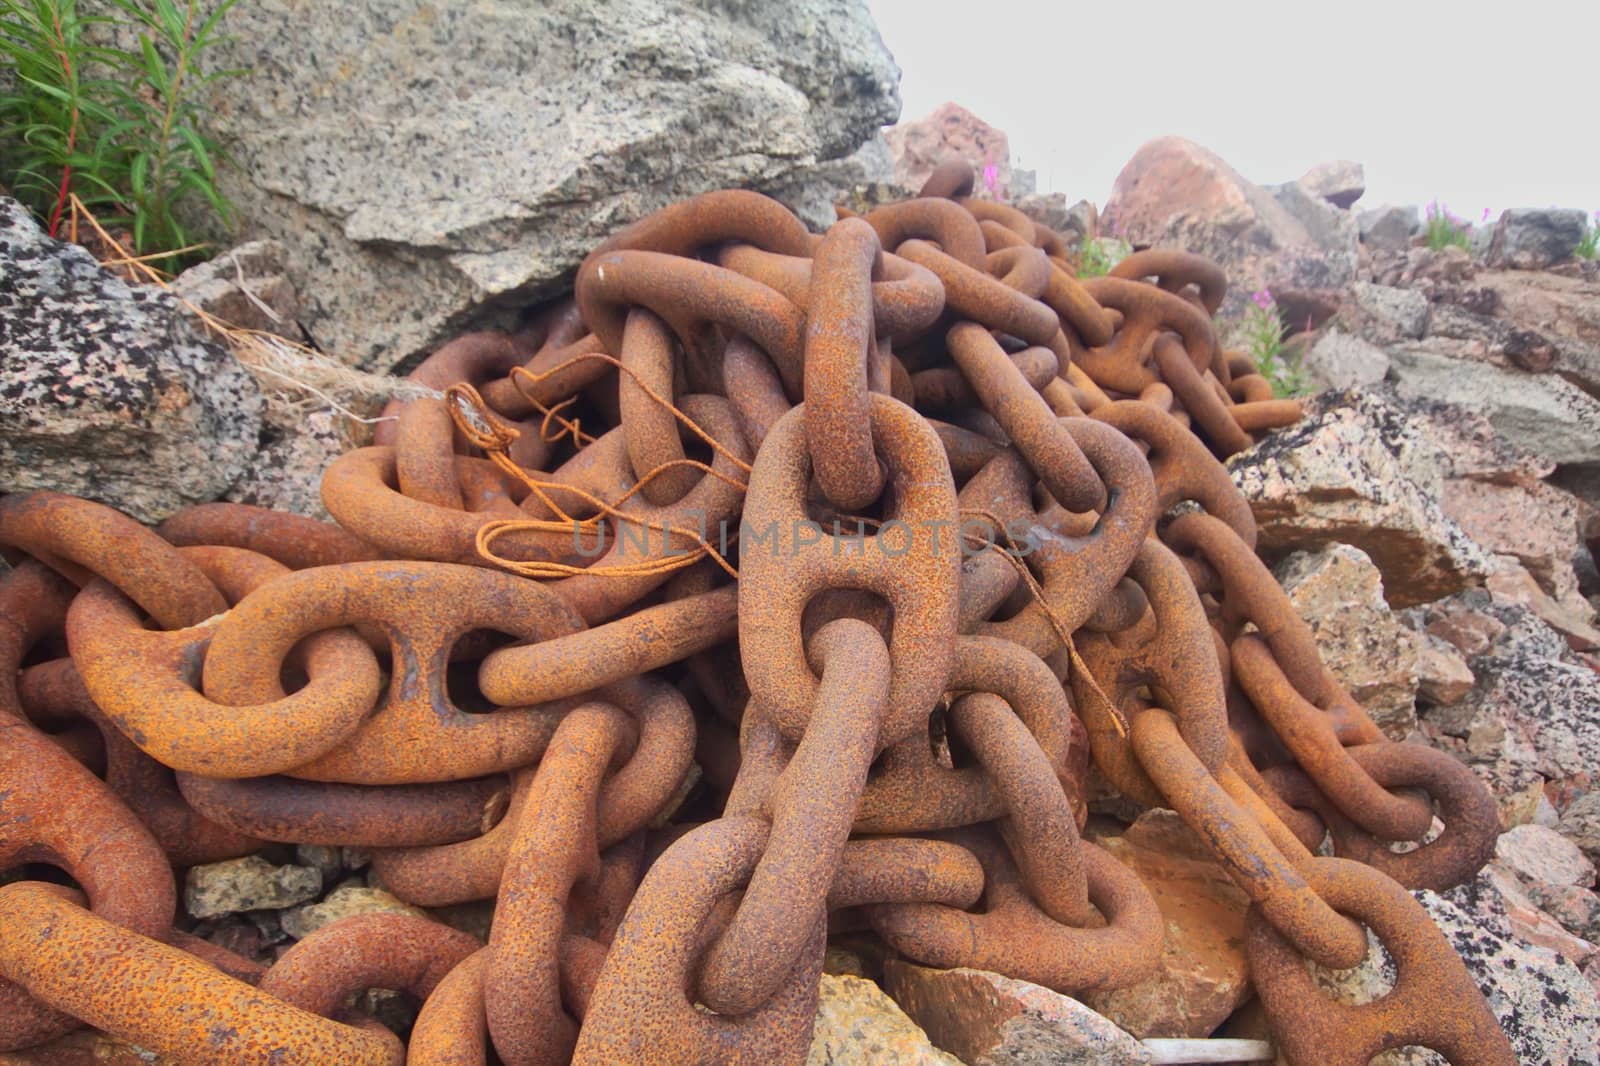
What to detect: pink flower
<box><xmin>1252</xmin><ymin>288</ymin><xmax>1274</xmax><ymax>310</ymax></box>
<box><xmin>982</xmin><ymin>163</ymin><xmax>998</xmax><ymax>192</ymax></box>
<box><xmin>1481</xmin><ymin>207</ymin><xmax>1492</xmax><ymax>222</ymax></box>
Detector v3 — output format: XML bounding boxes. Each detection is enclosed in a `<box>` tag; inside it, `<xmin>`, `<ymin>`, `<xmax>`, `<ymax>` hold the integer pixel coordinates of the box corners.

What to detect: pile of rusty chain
<box><xmin>0</xmin><ymin>161</ymin><xmax>1515</xmax><ymax>1066</ymax></box>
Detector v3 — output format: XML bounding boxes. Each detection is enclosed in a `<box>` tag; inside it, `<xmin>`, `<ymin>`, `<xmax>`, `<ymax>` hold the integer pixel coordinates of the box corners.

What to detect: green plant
<box><xmin>0</xmin><ymin>0</ymin><xmax>240</xmax><ymax>268</ymax></box>
<box><xmin>1233</xmin><ymin>288</ymin><xmax>1310</xmax><ymax>397</ymax></box>
<box><xmin>1075</xmin><ymin>233</ymin><xmax>1131</xmax><ymax>277</ymax></box>
<box><xmin>1423</xmin><ymin>200</ymin><xmax>1472</xmax><ymax>252</ymax></box>
<box><xmin>1577</xmin><ymin>212</ymin><xmax>1600</xmax><ymax>261</ymax></box>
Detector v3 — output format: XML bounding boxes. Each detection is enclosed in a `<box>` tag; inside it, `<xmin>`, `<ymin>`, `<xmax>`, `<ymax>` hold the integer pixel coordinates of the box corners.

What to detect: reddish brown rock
<box><xmin>1414</xmin><ymin>633</ymin><xmax>1476</xmax><ymax>706</ymax></box>
<box><xmin>1082</xmin><ymin>810</ymin><xmax>1252</xmax><ymax>1038</ymax></box>
<box><xmin>883</xmin><ymin>961</ymin><xmax>1150</xmax><ymax>1065</ymax></box>
<box><xmin>884</xmin><ymin>102</ymin><xmax>1014</xmax><ymax>198</ymax></box>
<box><xmin>1484</xmin><ymin>556</ymin><xmax>1600</xmax><ymax>652</ymax></box>
<box><xmin>1102</xmin><ymin>136</ymin><xmax>1356</xmax><ymax>316</ymax></box>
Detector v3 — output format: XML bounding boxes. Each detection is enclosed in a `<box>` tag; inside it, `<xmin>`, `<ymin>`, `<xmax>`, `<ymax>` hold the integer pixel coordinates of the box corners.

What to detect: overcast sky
<box><xmin>868</xmin><ymin>0</ymin><xmax>1599</xmax><ymax>219</ymax></box>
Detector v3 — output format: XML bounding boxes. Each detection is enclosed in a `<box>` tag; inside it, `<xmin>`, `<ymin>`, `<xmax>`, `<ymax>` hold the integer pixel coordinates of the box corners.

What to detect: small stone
<box><xmin>184</xmin><ymin>856</ymin><xmax>322</xmax><ymax>920</ymax></box>
<box><xmin>1524</xmin><ymin>881</ymin><xmax>1600</xmax><ymax>943</ymax></box>
<box><xmin>1274</xmin><ymin>544</ymin><xmax>1420</xmax><ymax>737</ymax></box>
<box><xmin>1415</xmin><ymin>633</ymin><xmax>1475</xmax><ymax>706</ymax></box>
<box><xmin>279</xmin><ymin>883</ymin><xmax>427</xmax><ymax>941</ymax></box>
<box><xmin>1084</xmin><ymin>810</ymin><xmax>1252</xmax><ymax>1037</ymax></box>
<box><xmin>807</xmin><ymin>973</ymin><xmax>961</xmax><ymax>1066</ymax></box>
<box><xmin>1496</xmin><ymin>824</ymin><xmax>1597</xmax><ymax>889</ymax></box>
<box><xmin>171</xmin><ymin>239</ymin><xmax>303</xmax><ymax>339</ymax></box>
<box><xmin>294</xmin><ymin>844</ymin><xmax>345</xmax><ymax>883</ymax></box>
<box><xmin>884</xmin><ymin>961</ymin><xmax>1151</xmax><ymax>1065</ymax></box>
<box><xmin>1484</xmin><ymin>556</ymin><xmax>1600</xmax><ymax>653</ymax></box>
<box><xmin>1487</xmin><ymin>208</ymin><xmax>1589</xmax><ymax>270</ymax></box>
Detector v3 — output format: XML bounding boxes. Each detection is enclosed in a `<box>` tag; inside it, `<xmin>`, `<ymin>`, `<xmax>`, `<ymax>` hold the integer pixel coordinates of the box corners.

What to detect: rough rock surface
<box><xmin>1102</xmin><ymin>137</ymin><xmax>1356</xmax><ymax>318</ymax></box>
<box><xmin>1301</xmin><ymin>329</ymin><xmax>1391</xmax><ymax>390</ymax></box>
<box><xmin>1414</xmin><ymin>633</ymin><xmax>1476</xmax><ymax>706</ymax></box>
<box><xmin>884</xmin><ymin>962</ymin><xmax>1151</xmax><ymax>1065</ymax></box>
<box><xmin>1358</xmin><ymin>205</ymin><xmax>1421</xmax><ymax>251</ymax></box>
<box><xmin>1227</xmin><ymin>389</ymin><xmax>1491</xmax><ymax>607</ymax></box>
<box><xmin>1334</xmin><ymin>282</ymin><xmax>1430</xmax><ymax>343</ymax></box>
<box><xmin>184</xmin><ymin>855</ymin><xmax>322</xmax><ymax>920</ymax></box>
<box><xmin>170</xmin><ymin>239</ymin><xmax>304</xmax><ymax>339</ymax></box>
<box><xmin>807</xmin><ymin>973</ymin><xmax>962</xmax><ymax>1066</ymax></box>
<box><xmin>1423</xmin><ymin>653</ymin><xmax>1600</xmax><ymax>820</ymax></box>
<box><xmin>1487</xmin><ymin>209</ymin><xmax>1589</xmax><ymax>270</ymax></box>
<box><xmin>1296</xmin><ymin>159</ymin><xmax>1365</xmax><ymax>208</ymax></box>
<box><xmin>1083</xmin><ymin>810</ymin><xmax>1252</xmax><ymax>1037</ymax></box>
<box><xmin>1389</xmin><ymin>348</ymin><xmax>1600</xmax><ymax>468</ymax></box>
<box><xmin>1560</xmin><ymin>792</ymin><xmax>1600</xmax><ymax>868</ymax></box>
<box><xmin>1274</xmin><ymin>544</ymin><xmax>1420</xmax><ymax>737</ymax></box>
<box><xmin>1310</xmin><ymin>870</ymin><xmax>1600</xmax><ymax>1065</ymax></box>
<box><xmin>279</xmin><ymin>882</ymin><xmax>428</xmax><ymax>941</ymax></box>
<box><xmin>192</xmin><ymin>0</ymin><xmax>900</xmax><ymax>370</ymax></box>
<box><xmin>1496</xmin><ymin>824</ymin><xmax>1598</xmax><ymax>889</ymax></box>
<box><xmin>885</xmin><ymin>102</ymin><xmax>1014</xmax><ymax>198</ymax></box>
<box><xmin>222</xmin><ymin>406</ymin><xmax>347</xmax><ymax>519</ymax></box>
<box><xmin>0</xmin><ymin>197</ymin><xmax>263</xmax><ymax>522</ymax></box>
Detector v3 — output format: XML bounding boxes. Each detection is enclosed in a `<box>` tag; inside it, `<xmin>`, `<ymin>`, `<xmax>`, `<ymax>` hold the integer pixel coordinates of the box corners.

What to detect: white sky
<box><xmin>869</xmin><ymin>0</ymin><xmax>1599</xmax><ymax>219</ymax></box>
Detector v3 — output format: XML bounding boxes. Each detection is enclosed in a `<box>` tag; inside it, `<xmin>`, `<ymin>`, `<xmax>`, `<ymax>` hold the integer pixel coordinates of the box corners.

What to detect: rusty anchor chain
<box><xmin>0</xmin><ymin>165</ymin><xmax>1509</xmax><ymax>1066</ymax></box>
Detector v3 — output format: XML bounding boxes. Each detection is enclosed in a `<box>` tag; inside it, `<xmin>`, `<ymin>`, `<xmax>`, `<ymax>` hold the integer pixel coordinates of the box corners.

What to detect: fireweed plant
<box><xmin>0</xmin><ymin>0</ymin><xmax>241</xmax><ymax>269</ymax></box>
<box><xmin>1577</xmin><ymin>212</ymin><xmax>1600</xmax><ymax>261</ymax></box>
<box><xmin>1423</xmin><ymin>200</ymin><xmax>1474</xmax><ymax>251</ymax></box>
<box><xmin>1233</xmin><ymin>287</ymin><xmax>1310</xmax><ymax>397</ymax></box>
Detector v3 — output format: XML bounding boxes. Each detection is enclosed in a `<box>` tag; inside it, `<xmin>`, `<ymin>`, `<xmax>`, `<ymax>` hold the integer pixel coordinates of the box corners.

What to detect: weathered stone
<box><xmin>1389</xmin><ymin>348</ymin><xmax>1600</xmax><ymax>468</ymax></box>
<box><xmin>1335</xmin><ymin>282</ymin><xmax>1430</xmax><ymax>344</ymax></box>
<box><xmin>1297</xmin><ymin>159</ymin><xmax>1365</xmax><ymax>208</ymax></box>
<box><xmin>1083</xmin><ymin>810</ymin><xmax>1252</xmax><ymax>1037</ymax></box>
<box><xmin>807</xmin><ymin>973</ymin><xmax>961</xmax><ymax>1066</ymax></box>
<box><xmin>1409</xmin><ymin>591</ymin><xmax>1576</xmax><ymax>666</ymax></box>
<box><xmin>1560</xmin><ymin>792</ymin><xmax>1600</xmax><ymax>868</ymax></box>
<box><xmin>0</xmin><ymin>197</ymin><xmax>263</xmax><ymax>522</ymax></box>
<box><xmin>1473</xmin><ymin>267</ymin><xmax>1600</xmax><ymax>397</ymax></box>
<box><xmin>1102</xmin><ymin>137</ymin><xmax>1355</xmax><ymax>319</ymax></box>
<box><xmin>1476</xmin><ymin>863</ymin><xmax>1598</xmax><ymax>967</ymax></box>
<box><xmin>884</xmin><ymin>962</ymin><xmax>1151</xmax><ymax>1065</ymax></box>
<box><xmin>1300</xmin><ymin>329</ymin><xmax>1391</xmax><ymax>390</ymax></box>
<box><xmin>1487</xmin><ymin>208</ymin><xmax>1589</xmax><ymax>270</ymax></box>
<box><xmin>1484</xmin><ymin>556</ymin><xmax>1600</xmax><ymax>653</ymax></box>
<box><xmin>1272</xmin><ymin>181</ymin><xmax>1360</xmax><ymax>258</ymax></box>
<box><xmin>184</xmin><ymin>855</ymin><xmax>322</xmax><ymax>920</ymax></box>
<box><xmin>222</xmin><ymin>406</ymin><xmax>347</xmax><ymax>520</ymax></box>
<box><xmin>189</xmin><ymin>0</ymin><xmax>899</xmax><ymax>370</ymax></box>
<box><xmin>279</xmin><ymin>882</ymin><xmax>428</xmax><ymax>941</ymax></box>
<box><xmin>1523</xmin><ymin>881</ymin><xmax>1600</xmax><ymax>944</ymax></box>
<box><xmin>1496</xmin><ymin>824</ymin><xmax>1598</xmax><ymax>889</ymax></box>
<box><xmin>1358</xmin><ymin>205</ymin><xmax>1422</xmax><ymax>251</ymax></box>
<box><xmin>1423</xmin><ymin>654</ymin><xmax>1600</xmax><ymax>816</ymax></box>
<box><xmin>1442</xmin><ymin>477</ymin><xmax>1587</xmax><ymax>599</ymax></box>
<box><xmin>885</xmin><ymin>101</ymin><xmax>1013</xmax><ymax>199</ymax></box>
<box><xmin>1311</xmin><ymin>871</ymin><xmax>1600</xmax><ymax>1065</ymax></box>
<box><xmin>170</xmin><ymin>239</ymin><xmax>303</xmax><ymax>339</ymax></box>
<box><xmin>1414</xmin><ymin>632</ymin><xmax>1476</xmax><ymax>706</ymax></box>
<box><xmin>293</xmin><ymin>844</ymin><xmax>346</xmax><ymax>884</ymax></box>
<box><xmin>1227</xmin><ymin>389</ymin><xmax>1491</xmax><ymax>607</ymax></box>
<box><xmin>1274</xmin><ymin>544</ymin><xmax>1419</xmax><ymax>737</ymax></box>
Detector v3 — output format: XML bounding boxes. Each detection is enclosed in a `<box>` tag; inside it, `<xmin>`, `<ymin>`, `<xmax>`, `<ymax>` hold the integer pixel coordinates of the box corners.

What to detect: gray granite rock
<box><xmin>1302</xmin><ymin>329</ymin><xmax>1391</xmax><ymax>389</ymax></box>
<box><xmin>189</xmin><ymin>0</ymin><xmax>899</xmax><ymax>370</ymax></box>
<box><xmin>222</xmin><ymin>406</ymin><xmax>345</xmax><ymax>519</ymax></box>
<box><xmin>170</xmin><ymin>239</ymin><xmax>303</xmax><ymax>339</ymax></box>
<box><xmin>279</xmin><ymin>882</ymin><xmax>427</xmax><ymax>941</ymax></box>
<box><xmin>1487</xmin><ymin>208</ymin><xmax>1589</xmax><ymax>270</ymax></box>
<box><xmin>1337</xmin><ymin>282</ymin><xmax>1430</xmax><ymax>344</ymax></box>
<box><xmin>1389</xmin><ymin>348</ymin><xmax>1600</xmax><ymax>467</ymax></box>
<box><xmin>1227</xmin><ymin>389</ymin><xmax>1491</xmax><ymax>608</ymax></box>
<box><xmin>1357</xmin><ymin>205</ymin><xmax>1421</xmax><ymax>251</ymax></box>
<box><xmin>184</xmin><ymin>855</ymin><xmax>322</xmax><ymax>919</ymax></box>
<box><xmin>1560</xmin><ymin>792</ymin><xmax>1600</xmax><ymax>868</ymax></box>
<box><xmin>0</xmin><ymin>197</ymin><xmax>263</xmax><ymax>522</ymax></box>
